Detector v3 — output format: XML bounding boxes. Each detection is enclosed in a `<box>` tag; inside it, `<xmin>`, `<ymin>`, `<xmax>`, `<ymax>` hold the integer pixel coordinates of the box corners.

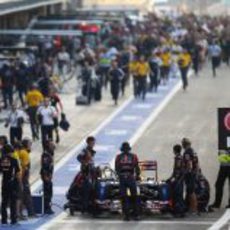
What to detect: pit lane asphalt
<box><xmin>41</xmin><ymin>65</ymin><xmax>230</xmax><ymax>230</ymax></box>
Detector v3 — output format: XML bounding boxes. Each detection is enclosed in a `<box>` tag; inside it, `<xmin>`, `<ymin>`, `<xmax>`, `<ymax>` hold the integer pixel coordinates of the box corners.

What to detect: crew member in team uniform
<box><xmin>182</xmin><ymin>138</ymin><xmax>199</xmax><ymax>214</ymax></box>
<box><xmin>115</xmin><ymin>142</ymin><xmax>141</xmax><ymax>221</ymax></box>
<box><xmin>178</xmin><ymin>49</ymin><xmax>191</xmax><ymax>91</ymax></box>
<box><xmin>40</xmin><ymin>140</ymin><xmax>55</xmax><ymax>214</ymax></box>
<box><xmin>77</xmin><ymin>136</ymin><xmax>96</xmax><ymax>213</ymax></box>
<box><xmin>0</xmin><ymin>144</ymin><xmax>21</xmax><ymax>225</ymax></box>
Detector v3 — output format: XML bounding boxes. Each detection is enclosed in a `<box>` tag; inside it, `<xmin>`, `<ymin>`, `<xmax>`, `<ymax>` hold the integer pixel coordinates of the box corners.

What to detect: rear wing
<box><xmin>139</xmin><ymin>160</ymin><xmax>158</xmax><ymax>181</ymax></box>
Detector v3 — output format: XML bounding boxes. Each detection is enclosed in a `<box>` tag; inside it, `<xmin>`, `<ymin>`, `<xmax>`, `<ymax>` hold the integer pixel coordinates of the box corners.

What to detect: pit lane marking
<box><xmin>132</xmin><ymin>104</ymin><xmax>152</xmax><ymax>109</ymax></box>
<box><xmin>54</xmin><ymin>219</ymin><xmax>214</xmax><ymax>226</ymax></box>
<box><xmin>147</xmin><ymin>93</ymin><xmax>161</xmax><ymax>99</ymax></box>
<box><xmin>104</xmin><ymin>129</ymin><xmax>128</xmax><ymax>136</ymax></box>
<box><xmin>120</xmin><ymin>115</ymin><xmax>142</xmax><ymax>121</ymax></box>
<box><xmin>208</xmin><ymin>209</ymin><xmax>230</xmax><ymax>230</ymax></box>
<box><xmin>95</xmin><ymin>144</ymin><xmax>116</xmax><ymax>152</ymax></box>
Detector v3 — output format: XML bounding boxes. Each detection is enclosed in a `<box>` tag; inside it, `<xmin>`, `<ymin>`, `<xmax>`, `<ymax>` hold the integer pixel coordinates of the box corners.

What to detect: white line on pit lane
<box><xmin>132</xmin><ymin>104</ymin><xmax>152</xmax><ymax>109</ymax></box>
<box><xmin>147</xmin><ymin>93</ymin><xmax>160</xmax><ymax>99</ymax></box>
<box><xmin>95</xmin><ymin>144</ymin><xmax>116</xmax><ymax>151</ymax></box>
<box><xmin>53</xmin><ymin>186</ymin><xmax>68</xmax><ymax>195</ymax></box>
<box><xmin>104</xmin><ymin>129</ymin><xmax>128</xmax><ymax>136</ymax></box>
<box><xmin>67</xmin><ymin>164</ymin><xmax>80</xmax><ymax>172</ymax></box>
<box><xmin>159</xmin><ymin>85</ymin><xmax>170</xmax><ymax>91</ymax></box>
<box><xmin>54</xmin><ymin>219</ymin><xmax>214</xmax><ymax>226</ymax></box>
<box><xmin>120</xmin><ymin>115</ymin><xmax>142</xmax><ymax>121</ymax></box>
<box><xmin>208</xmin><ymin>209</ymin><xmax>230</xmax><ymax>230</ymax></box>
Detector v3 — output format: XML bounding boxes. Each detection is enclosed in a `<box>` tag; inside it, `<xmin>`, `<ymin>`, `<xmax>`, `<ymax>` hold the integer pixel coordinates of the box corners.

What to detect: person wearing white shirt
<box><xmin>5</xmin><ymin>104</ymin><xmax>26</xmax><ymax>145</ymax></box>
<box><xmin>37</xmin><ymin>98</ymin><xmax>57</xmax><ymax>148</ymax></box>
<box><xmin>209</xmin><ymin>41</ymin><xmax>222</xmax><ymax>77</ymax></box>
<box><xmin>57</xmin><ymin>46</ymin><xmax>70</xmax><ymax>76</ymax></box>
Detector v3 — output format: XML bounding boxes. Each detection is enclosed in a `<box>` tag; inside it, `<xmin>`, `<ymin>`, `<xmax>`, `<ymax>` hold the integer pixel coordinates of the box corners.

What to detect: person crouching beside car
<box><xmin>77</xmin><ymin>136</ymin><xmax>96</xmax><ymax>213</ymax></box>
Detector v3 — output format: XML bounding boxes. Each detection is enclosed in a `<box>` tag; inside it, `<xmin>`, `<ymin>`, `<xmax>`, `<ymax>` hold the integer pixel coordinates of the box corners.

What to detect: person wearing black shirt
<box><xmin>77</xmin><ymin>136</ymin><xmax>96</xmax><ymax>213</ymax></box>
<box><xmin>0</xmin><ymin>63</ymin><xmax>15</xmax><ymax>109</ymax></box>
<box><xmin>149</xmin><ymin>53</ymin><xmax>160</xmax><ymax>92</ymax></box>
<box><xmin>0</xmin><ymin>135</ymin><xmax>8</xmax><ymax>158</ymax></box>
<box><xmin>108</xmin><ymin>61</ymin><xmax>124</xmax><ymax>105</ymax></box>
<box><xmin>192</xmin><ymin>44</ymin><xmax>200</xmax><ymax>76</ymax></box>
<box><xmin>77</xmin><ymin>136</ymin><xmax>96</xmax><ymax>166</ymax></box>
<box><xmin>40</xmin><ymin>140</ymin><xmax>55</xmax><ymax>214</ymax></box>
<box><xmin>15</xmin><ymin>63</ymin><xmax>28</xmax><ymax>107</ymax></box>
<box><xmin>49</xmin><ymin>89</ymin><xmax>63</xmax><ymax>143</ymax></box>
<box><xmin>182</xmin><ymin>138</ymin><xmax>199</xmax><ymax>214</ymax></box>
<box><xmin>167</xmin><ymin>144</ymin><xmax>186</xmax><ymax>216</ymax></box>
<box><xmin>119</xmin><ymin>51</ymin><xmax>130</xmax><ymax>96</ymax></box>
<box><xmin>115</xmin><ymin>142</ymin><xmax>140</xmax><ymax>221</ymax></box>
<box><xmin>0</xmin><ymin>144</ymin><xmax>20</xmax><ymax>225</ymax></box>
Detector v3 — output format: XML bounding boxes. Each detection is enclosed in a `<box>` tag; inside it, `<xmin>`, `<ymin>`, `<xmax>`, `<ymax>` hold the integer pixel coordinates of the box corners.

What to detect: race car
<box><xmin>138</xmin><ymin>160</ymin><xmax>172</xmax><ymax>214</ymax></box>
<box><xmin>64</xmin><ymin>160</ymin><xmax>173</xmax><ymax>216</ymax></box>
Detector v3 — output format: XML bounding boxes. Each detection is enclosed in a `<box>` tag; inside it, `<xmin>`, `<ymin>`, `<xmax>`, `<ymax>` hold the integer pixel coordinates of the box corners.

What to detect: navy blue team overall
<box><xmin>0</xmin><ymin>153</ymin><xmax>20</xmax><ymax>224</ymax></box>
<box><xmin>115</xmin><ymin>150</ymin><xmax>140</xmax><ymax>219</ymax></box>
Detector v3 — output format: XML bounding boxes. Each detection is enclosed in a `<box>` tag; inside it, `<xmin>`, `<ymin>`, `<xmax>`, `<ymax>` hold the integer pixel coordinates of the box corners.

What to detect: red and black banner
<box><xmin>218</xmin><ymin>108</ymin><xmax>230</xmax><ymax>151</ymax></box>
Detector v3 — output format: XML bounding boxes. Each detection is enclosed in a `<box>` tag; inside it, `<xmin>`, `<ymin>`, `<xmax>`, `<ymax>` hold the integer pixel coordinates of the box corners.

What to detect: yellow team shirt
<box><xmin>178</xmin><ymin>53</ymin><xmax>191</xmax><ymax>68</ymax></box>
<box><xmin>12</xmin><ymin>151</ymin><xmax>22</xmax><ymax>177</ymax></box>
<box><xmin>129</xmin><ymin>61</ymin><xmax>138</xmax><ymax>75</ymax></box>
<box><xmin>12</xmin><ymin>151</ymin><xmax>20</xmax><ymax>161</ymax></box>
<box><xmin>161</xmin><ymin>52</ymin><xmax>171</xmax><ymax>67</ymax></box>
<box><xmin>136</xmin><ymin>62</ymin><xmax>150</xmax><ymax>76</ymax></box>
<box><xmin>26</xmin><ymin>89</ymin><xmax>44</xmax><ymax>107</ymax></box>
<box><xmin>18</xmin><ymin>149</ymin><xmax>30</xmax><ymax>169</ymax></box>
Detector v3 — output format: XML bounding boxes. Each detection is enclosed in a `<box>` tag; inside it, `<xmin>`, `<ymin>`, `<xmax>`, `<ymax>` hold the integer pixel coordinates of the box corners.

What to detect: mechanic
<box><xmin>182</xmin><ymin>138</ymin><xmax>199</xmax><ymax>215</ymax></box>
<box><xmin>40</xmin><ymin>140</ymin><xmax>55</xmax><ymax>214</ymax></box>
<box><xmin>77</xmin><ymin>136</ymin><xmax>96</xmax><ymax>213</ymax></box>
<box><xmin>20</xmin><ymin>139</ymin><xmax>35</xmax><ymax>217</ymax></box>
<box><xmin>209</xmin><ymin>149</ymin><xmax>230</xmax><ymax>210</ymax></box>
<box><xmin>77</xmin><ymin>136</ymin><xmax>96</xmax><ymax>169</ymax></box>
<box><xmin>167</xmin><ymin>144</ymin><xmax>186</xmax><ymax>216</ymax></box>
<box><xmin>0</xmin><ymin>144</ymin><xmax>21</xmax><ymax>225</ymax></box>
<box><xmin>115</xmin><ymin>142</ymin><xmax>141</xmax><ymax>221</ymax></box>
<box><xmin>0</xmin><ymin>136</ymin><xmax>8</xmax><ymax>158</ymax></box>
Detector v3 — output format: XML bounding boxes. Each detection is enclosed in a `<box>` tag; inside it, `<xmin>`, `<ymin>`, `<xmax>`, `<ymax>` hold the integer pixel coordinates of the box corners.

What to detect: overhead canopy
<box><xmin>0</xmin><ymin>0</ymin><xmax>64</xmax><ymax>16</ymax></box>
<box><xmin>0</xmin><ymin>29</ymin><xmax>83</xmax><ymax>36</ymax></box>
<box><xmin>35</xmin><ymin>19</ymin><xmax>103</xmax><ymax>26</ymax></box>
<box><xmin>75</xmin><ymin>7</ymin><xmax>139</xmax><ymax>14</ymax></box>
<box><xmin>37</xmin><ymin>14</ymin><xmax>123</xmax><ymax>22</ymax></box>
<box><xmin>0</xmin><ymin>46</ymin><xmax>38</xmax><ymax>51</ymax></box>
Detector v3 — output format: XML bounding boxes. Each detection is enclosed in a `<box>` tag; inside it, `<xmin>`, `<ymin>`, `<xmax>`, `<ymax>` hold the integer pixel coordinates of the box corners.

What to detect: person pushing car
<box><xmin>115</xmin><ymin>142</ymin><xmax>141</xmax><ymax>221</ymax></box>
